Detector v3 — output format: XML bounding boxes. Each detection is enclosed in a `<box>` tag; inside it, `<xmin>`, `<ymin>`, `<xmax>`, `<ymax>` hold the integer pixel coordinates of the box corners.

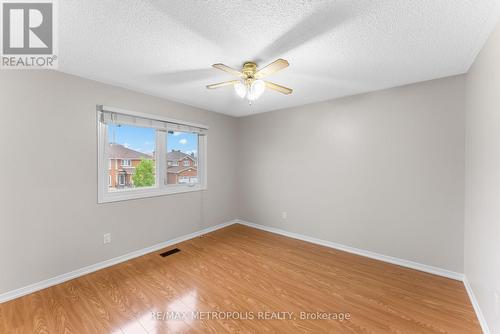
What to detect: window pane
<box><xmin>107</xmin><ymin>124</ymin><xmax>156</xmax><ymax>191</ymax></box>
<box><xmin>166</xmin><ymin>131</ymin><xmax>198</xmax><ymax>185</ymax></box>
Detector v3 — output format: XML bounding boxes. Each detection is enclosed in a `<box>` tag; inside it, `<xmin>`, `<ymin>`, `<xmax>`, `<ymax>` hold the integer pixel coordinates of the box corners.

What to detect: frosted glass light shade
<box><xmin>234</xmin><ymin>81</ymin><xmax>247</xmax><ymax>98</ymax></box>
<box><xmin>248</xmin><ymin>80</ymin><xmax>265</xmax><ymax>101</ymax></box>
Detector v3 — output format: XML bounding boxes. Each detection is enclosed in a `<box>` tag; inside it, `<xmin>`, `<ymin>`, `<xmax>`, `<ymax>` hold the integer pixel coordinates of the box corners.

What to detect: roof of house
<box><xmin>167</xmin><ymin>166</ymin><xmax>197</xmax><ymax>174</ymax></box>
<box><xmin>167</xmin><ymin>150</ymin><xmax>196</xmax><ymax>162</ymax></box>
<box><xmin>108</xmin><ymin>143</ymin><xmax>153</xmax><ymax>160</ymax></box>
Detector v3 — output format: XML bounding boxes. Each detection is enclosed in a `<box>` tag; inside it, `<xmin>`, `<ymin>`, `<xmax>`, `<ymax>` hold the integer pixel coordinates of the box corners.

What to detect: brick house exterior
<box><xmin>167</xmin><ymin>150</ymin><xmax>198</xmax><ymax>184</ymax></box>
<box><xmin>107</xmin><ymin>145</ymin><xmax>197</xmax><ymax>188</ymax></box>
<box><xmin>108</xmin><ymin>144</ymin><xmax>153</xmax><ymax>189</ymax></box>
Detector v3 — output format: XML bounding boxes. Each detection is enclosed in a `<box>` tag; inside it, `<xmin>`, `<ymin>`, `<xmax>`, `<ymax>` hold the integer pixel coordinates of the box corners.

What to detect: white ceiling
<box><xmin>59</xmin><ymin>1</ymin><xmax>500</xmax><ymax>117</ymax></box>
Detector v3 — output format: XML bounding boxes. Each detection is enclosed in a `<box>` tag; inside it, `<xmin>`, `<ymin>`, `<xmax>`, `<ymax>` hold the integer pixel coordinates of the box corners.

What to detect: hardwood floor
<box><xmin>0</xmin><ymin>224</ymin><xmax>480</xmax><ymax>333</ymax></box>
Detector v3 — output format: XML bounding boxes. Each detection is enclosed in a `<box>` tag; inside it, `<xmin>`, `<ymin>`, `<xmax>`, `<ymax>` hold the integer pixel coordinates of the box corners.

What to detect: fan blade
<box><xmin>255</xmin><ymin>59</ymin><xmax>289</xmax><ymax>78</ymax></box>
<box><xmin>206</xmin><ymin>80</ymin><xmax>239</xmax><ymax>89</ymax></box>
<box><xmin>212</xmin><ymin>64</ymin><xmax>244</xmax><ymax>77</ymax></box>
<box><xmin>265</xmin><ymin>81</ymin><xmax>293</xmax><ymax>95</ymax></box>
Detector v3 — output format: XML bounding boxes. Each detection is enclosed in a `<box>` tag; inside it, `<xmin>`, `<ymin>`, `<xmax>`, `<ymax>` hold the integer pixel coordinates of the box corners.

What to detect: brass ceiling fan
<box><xmin>206</xmin><ymin>59</ymin><xmax>293</xmax><ymax>103</ymax></box>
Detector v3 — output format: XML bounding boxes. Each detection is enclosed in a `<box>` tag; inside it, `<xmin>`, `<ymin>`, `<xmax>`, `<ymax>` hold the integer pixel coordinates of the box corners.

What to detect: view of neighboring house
<box><xmin>108</xmin><ymin>143</ymin><xmax>153</xmax><ymax>189</ymax></box>
<box><xmin>167</xmin><ymin>150</ymin><xmax>198</xmax><ymax>184</ymax></box>
<box><xmin>108</xmin><ymin>144</ymin><xmax>198</xmax><ymax>190</ymax></box>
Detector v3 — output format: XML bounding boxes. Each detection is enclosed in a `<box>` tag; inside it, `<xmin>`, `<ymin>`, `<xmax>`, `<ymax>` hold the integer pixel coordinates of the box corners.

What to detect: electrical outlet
<box><xmin>103</xmin><ymin>233</ymin><xmax>111</xmax><ymax>244</ymax></box>
<box><xmin>495</xmin><ymin>291</ymin><xmax>499</xmax><ymax>316</ymax></box>
<box><xmin>282</xmin><ymin>211</ymin><xmax>287</xmax><ymax>219</ymax></box>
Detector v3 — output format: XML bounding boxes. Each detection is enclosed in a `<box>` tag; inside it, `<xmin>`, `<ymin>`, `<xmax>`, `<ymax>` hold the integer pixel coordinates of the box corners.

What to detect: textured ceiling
<box><xmin>59</xmin><ymin>1</ymin><xmax>500</xmax><ymax>117</ymax></box>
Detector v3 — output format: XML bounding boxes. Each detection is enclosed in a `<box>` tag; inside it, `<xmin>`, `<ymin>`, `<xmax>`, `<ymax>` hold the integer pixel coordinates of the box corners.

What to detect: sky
<box><xmin>109</xmin><ymin>124</ymin><xmax>198</xmax><ymax>155</ymax></box>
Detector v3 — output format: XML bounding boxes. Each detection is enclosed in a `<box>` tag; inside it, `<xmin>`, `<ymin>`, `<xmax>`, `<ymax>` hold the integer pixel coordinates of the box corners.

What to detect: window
<box><xmin>178</xmin><ymin>176</ymin><xmax>189</xmax><ymax>184</ymax></box>
<box><xmin>166</xmin><ymin>131</ymin><xmax>199</xmax><ymax>185</ymax></box>
<box><xmin>98</xmin><ymin>105</ymin><xmax>207</xmax><ymax>203</ymax></box>
<box><xmin>118</xmin><ymin>174</ymin><xmax>126</xmax><ymax>186</ymax></box>
<box><xmin>107</xmin><ymin>124</ymin><xmax>156</xmax><ymax>192</ymax></box>
<box><xmin>178</xmin><ymin>176</ymin><xmax>199</xmax><ymax>184</ymax></box>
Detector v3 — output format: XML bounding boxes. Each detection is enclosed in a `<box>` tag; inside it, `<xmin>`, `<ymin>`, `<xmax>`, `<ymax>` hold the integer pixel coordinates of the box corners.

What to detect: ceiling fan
<box><xmin>206</xmin><ymin>59</ymin><xmax>293</xmax><ymax>103</ymax></box>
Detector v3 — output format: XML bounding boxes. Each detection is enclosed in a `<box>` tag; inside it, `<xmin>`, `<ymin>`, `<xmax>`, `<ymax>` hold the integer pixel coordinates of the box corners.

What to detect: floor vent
<box><xmin>160</xmin><ymin>248</ymin><xmax>180</xmax><ymax>257</ymax></box>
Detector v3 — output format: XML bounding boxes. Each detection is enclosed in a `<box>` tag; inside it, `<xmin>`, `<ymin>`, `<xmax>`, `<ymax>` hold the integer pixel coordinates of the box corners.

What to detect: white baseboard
<box><xmin>463</xmin><ymin>276</ymin><xmax>490</xmax><ymax>334</ymax></box>
<box><xmin>235</xmin><ymin>219</ymin><xmax>464</xmax><ymax>281</ymax></box>
<box><xmin>0</xmin><ymin>220</ymin><xmax>237</xmax><ymax>304</ymax></box>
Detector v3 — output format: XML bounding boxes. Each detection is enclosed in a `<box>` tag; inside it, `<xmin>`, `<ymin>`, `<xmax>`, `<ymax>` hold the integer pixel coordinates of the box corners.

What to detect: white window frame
<box><xmin>121</xmin><ymin>159</ymin><xmax>131</xmax><ymax>167</ymax></box>
<box><xmin>97</xmin><ymin>105</ymin><xmax>208</xmax><ymax>203</ymax></box>
<box><xmin>183</xmin><ymin>160</ymin><xmax>190</xmax><ymax>167</ymax></box>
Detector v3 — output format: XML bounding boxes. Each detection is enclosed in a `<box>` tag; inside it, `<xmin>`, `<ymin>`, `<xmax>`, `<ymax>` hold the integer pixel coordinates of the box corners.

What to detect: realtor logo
<box><xmin>1</xmin><ymin>0</ymin><xmax>57</xmax><ymax>68</ymax></box>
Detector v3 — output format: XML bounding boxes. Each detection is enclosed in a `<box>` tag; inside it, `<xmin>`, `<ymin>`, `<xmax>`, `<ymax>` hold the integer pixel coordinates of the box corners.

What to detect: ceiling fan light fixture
<box><xmin>234</xmin><ymin>81</ymin><xmax>247</xmax><ymax>98</ymax></box>
<box><xmin>208</xmin><ymin>59</ymin><xmax>292</xmax><ymax>104</ymax></box>
<box><xmin>248</xmin><ymin>79</ymin><xmax>265</xmax><ymax>101</ymax></box>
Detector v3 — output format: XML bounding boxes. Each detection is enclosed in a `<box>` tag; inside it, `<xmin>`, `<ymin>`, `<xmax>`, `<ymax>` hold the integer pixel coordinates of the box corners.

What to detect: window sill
<box><xmin>98</xmin><ymin>184</ymin><xmax>207</xmax><ymax>203</ymax></box>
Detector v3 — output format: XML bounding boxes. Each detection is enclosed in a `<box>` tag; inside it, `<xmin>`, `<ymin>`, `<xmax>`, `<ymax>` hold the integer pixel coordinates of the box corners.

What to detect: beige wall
<box><xmin>0</xmin><ymin>68</ymin><xmax>474</xmax><ymax>298</ymax></box>
<box><xmin>0</xmin><ymin>71</ymin><xmax>238</xmax><ymax>294</ymax></box>
<box><xmin>465</xmin><ymin>20</ymin><xmax>500</xmax><ymax>333</ymax></box>
<box><xmin>237</xmin><ymin>75</ymin><xmax>465</xmax><ymax>272</ymax></box>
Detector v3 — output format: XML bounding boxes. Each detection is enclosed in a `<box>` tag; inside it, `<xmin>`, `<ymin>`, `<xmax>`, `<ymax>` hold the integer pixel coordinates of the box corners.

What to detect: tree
<box><xmin>132</xmin><ymin>159</ymin><xmax>155</xmax><ymax>187</ymax></box>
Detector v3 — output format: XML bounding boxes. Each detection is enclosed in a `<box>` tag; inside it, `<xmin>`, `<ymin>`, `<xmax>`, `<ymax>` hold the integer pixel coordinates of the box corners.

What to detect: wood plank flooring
<box><xmin>0</xmin><ymin>224</ymin><xmax>480</xmax><ymax>333</ymax></box>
